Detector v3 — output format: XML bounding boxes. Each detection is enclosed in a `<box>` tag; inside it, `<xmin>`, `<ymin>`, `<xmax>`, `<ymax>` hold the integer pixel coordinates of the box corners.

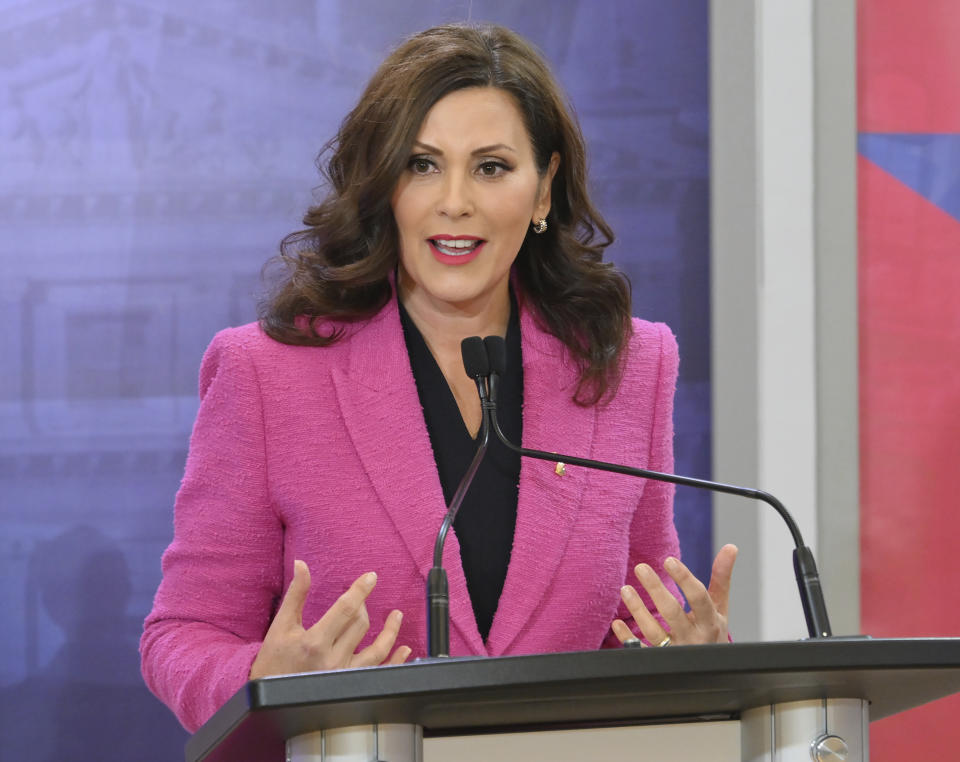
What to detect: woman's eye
<box><xmin>409</xmin><ymin>157</ymin><xmax>433</xmax><ymax>174</ymax></box>
<box><xmin>478</xmin><ymin>161</ymin><xmax>507</xmax><ymax>177</ymax></box>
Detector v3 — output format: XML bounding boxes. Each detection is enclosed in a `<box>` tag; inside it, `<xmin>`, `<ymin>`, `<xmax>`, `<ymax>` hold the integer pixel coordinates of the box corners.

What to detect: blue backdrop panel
<box><xmin>0</xmin><ymin>1</ymin><xmax>710</xmax><ymax>755</ymax></box>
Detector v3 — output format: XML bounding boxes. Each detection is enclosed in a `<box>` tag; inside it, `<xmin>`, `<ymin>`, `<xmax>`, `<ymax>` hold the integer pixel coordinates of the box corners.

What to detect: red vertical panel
<box><xmin>859</xmin><ymin>158</ymin><xmax>960</xmax><ymax>630</ymax></box>
<box><xmin>858</xmin><ymin>0</ymin><xmax>960</xmax><ymax>131</ymax></box>
<box><xmin>859</xmin><ymin>1</ymin><xmax>960</xmax><ymax>758</ymax></box>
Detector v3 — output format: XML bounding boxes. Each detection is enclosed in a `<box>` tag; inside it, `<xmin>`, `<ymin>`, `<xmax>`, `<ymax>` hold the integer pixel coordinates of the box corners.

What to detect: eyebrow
<box><xmin>412</xmin><ymin>141</ymin><xmax>518</xmax><ymax>156</ymax></box>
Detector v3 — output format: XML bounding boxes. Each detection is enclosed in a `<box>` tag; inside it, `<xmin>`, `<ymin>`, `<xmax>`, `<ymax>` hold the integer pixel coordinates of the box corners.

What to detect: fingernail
<box><xmin>621</xmin><ymin>585</ymin><xmax>636</xmax><ymax>600</ymax></box>
<box><xmin>361</xmin><ymin>571</ymin><xmax>377</xmax><ymax>588</ymax></box>
<box><xmin>664</xmin><ymin>557</ymin><xmax>679</xmax><ymax>572</ymax></box>
<box><xmin>635</xmin><ymin>563</ymin><xmax>652</xmax><ymax>577</ymax></box>
<box><xmin>393</xmin><ymin>610</ymin><xmax>403</xmax><ymax>624</ymax></box>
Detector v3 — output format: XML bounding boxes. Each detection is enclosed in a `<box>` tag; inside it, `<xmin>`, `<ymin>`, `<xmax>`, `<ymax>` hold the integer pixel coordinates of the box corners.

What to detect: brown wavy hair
<box><xmin>259</xmin><ymin>23</ymin><xmax>631</xmax><ymax>405</ymax></box>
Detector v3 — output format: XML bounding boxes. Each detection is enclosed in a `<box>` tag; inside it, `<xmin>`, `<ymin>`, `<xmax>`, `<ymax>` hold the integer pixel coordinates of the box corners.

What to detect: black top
<box><xmin>398</xmin><ymin>298</ymin><xmax>523</xmax><ymax>643</ymax></box>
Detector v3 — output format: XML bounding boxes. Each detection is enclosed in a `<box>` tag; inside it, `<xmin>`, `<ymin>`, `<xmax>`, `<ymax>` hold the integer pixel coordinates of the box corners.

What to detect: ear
<box><xmin>532</xmin><ymin>152</ymin><xmax>561</xmax><ymax>222</ymax></box>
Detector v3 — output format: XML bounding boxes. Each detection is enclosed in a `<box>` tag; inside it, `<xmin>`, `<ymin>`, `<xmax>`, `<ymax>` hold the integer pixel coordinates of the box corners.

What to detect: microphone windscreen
<box><xmin>461</xmin><ymin>336</ymin><xmax>489</xmax><ymax>379</ymax></box>
<box><xmin>483</xmin><ymin>335</ymin><xmax>507</xmax><ymax>376</ymax></box>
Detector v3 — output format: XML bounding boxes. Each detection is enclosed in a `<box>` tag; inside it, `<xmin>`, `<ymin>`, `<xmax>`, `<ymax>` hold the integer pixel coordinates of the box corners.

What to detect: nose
<box><xmin>435</xmin><ymin>171</ymin><xmax>474</xmax><ymax>218</ymax></box>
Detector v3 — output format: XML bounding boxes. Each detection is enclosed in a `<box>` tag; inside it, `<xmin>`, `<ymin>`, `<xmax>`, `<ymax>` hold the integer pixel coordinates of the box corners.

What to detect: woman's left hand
<box><xmin>611</xmin><ymin>544</ymin><xmax>738</xmax><ymax>646</ymax></box>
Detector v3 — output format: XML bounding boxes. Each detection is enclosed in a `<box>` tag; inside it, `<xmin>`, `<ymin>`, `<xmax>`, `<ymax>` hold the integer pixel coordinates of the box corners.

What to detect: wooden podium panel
<box><xmin>186</xmin><ymin>638</ymin><xmax>960</xmax><ymax>762</ymax></box>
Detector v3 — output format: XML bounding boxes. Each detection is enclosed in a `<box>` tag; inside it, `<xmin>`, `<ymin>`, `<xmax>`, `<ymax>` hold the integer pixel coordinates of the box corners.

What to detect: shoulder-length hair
<box><xmin>259</xmin><ymin>23</ymin><xmax>632</xmax><ymax>405</ymax></box>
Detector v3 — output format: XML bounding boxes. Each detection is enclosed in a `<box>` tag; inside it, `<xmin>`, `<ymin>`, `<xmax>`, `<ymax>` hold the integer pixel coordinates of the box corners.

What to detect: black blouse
<box><xmin>398</xmin><ymin>298</ymin><xmax>523</xmax><ymax>643</ymax></box>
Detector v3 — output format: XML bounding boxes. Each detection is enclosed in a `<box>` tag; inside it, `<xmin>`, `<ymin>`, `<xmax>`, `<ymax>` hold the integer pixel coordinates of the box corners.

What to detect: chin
<box><xmin>424</xmin><ymin>286</ymin><xmax>491</xmax><ymax>310</ymax></box>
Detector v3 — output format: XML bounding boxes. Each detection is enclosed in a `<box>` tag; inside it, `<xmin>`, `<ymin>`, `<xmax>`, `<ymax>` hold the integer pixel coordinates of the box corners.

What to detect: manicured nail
<box><xmin>664</xmin><ymin>557</ymin><xmax>680</xmax><ymax>572</ymax></box>
<box><xmin>361</xmin><ymin>571</ymin><xmax>377</xmax><ymax>588</ymax></box>
<box><xmin>621</xmin><ymin>585</ymin><xmax>637</xmax><ymax>600</ymax></box>
<box><xmin>393</xmin><ymin>610</ymin><xmax>403</xmax><ymax>624</ymax></box>
<box><xmin>635</xmin><ymin>563</ymin><xmax>652</xmax><ymax>578</ymax></box>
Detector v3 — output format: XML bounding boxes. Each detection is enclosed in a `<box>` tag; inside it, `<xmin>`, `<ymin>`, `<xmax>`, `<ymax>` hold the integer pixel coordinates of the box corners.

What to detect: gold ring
<box><xmin>657</xmin><ymin>635</ymin><xmax>672</xmax><ymax>647</ymax></box>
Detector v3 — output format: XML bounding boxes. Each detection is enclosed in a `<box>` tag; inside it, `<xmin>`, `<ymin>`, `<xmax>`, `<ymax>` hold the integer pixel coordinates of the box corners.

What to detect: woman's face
<box><xmin>391</xmin><ymin>87</ymin><xmax>558</xmax><ymax>318</ymax></box>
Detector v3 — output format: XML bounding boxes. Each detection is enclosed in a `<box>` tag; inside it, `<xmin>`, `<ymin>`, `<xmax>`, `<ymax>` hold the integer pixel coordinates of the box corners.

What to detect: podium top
<box><xmin>187</xmin><ymin>637</ymin><xmax>960</xmax><ymax>762</ymax></box>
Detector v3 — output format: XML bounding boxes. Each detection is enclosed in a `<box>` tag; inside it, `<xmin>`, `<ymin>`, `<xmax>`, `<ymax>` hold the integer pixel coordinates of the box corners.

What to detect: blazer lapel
<box><xmin>329</xmin><ymin>298</ymin><xmax>486</xmax><ymax>655</ymax></box>
<box><xmin>486</xmin><ymin>306</ymin><xmax>597</xmax><ymax>655</ymax></box>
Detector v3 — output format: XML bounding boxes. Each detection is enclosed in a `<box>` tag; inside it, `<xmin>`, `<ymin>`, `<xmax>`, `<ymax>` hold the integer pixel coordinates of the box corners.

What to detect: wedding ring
<box><xmin>656</xmin><ymin>635</ymin><xmax>672</xmax><ymax>647</ymax></box>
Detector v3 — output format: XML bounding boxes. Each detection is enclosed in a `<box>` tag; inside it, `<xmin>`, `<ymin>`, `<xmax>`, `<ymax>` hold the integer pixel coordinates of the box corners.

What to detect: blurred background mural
<box><xmin>0</xmin><ymin>0</ymin><xmax>710</xmax><ymax>755</ymax></box>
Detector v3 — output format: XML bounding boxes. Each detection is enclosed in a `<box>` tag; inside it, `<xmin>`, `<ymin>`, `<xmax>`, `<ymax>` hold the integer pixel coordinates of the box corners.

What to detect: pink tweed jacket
<box><xmin>140</xmin><ymin>289</ymin><xmax>682</xmax><ymax>732</ymax></box>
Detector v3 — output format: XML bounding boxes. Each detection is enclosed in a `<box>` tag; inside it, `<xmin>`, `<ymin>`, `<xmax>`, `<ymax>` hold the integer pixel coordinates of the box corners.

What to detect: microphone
<box><xmin>426</xmin><ymin>337</ymin><xmax>493</xmax><ymax>658</ymax></box>
<box><xmin>481</xmin><ymin>336</ymin><xmax>833</xmax><ymax>640</ymax></box>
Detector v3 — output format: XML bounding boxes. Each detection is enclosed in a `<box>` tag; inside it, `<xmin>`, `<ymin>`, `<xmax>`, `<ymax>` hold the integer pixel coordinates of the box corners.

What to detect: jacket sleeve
<box><xmin>140</xmin><ymin>328</ymin><xmax>284</xmax><ymax>732</ymax></box>
<box><xmin>602</xmin><ymin>321</ymin><xmax>683</xmax><ymax>648</ymax></box>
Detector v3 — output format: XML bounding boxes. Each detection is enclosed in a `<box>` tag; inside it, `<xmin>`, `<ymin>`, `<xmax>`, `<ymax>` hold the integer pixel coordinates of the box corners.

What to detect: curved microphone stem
<box><xmin>486</xmin><ymin>394</ymin><xmax>833</xmax><ymax>639</ymax></box>
<box><xmin>432</xmin><ymin>412</ymin><xmax>491</xmax><ymax>568</ymax></box>
<box><xmin>426</xmin><ymin>380</ymin><xmax>491</xmax><ymax>658</ymax></box>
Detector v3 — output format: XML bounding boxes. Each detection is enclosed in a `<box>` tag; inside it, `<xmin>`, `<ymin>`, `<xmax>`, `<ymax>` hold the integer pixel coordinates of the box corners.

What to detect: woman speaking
<box><xmin>141</xmin><ymin>22</ymin><xmax>736</xmax><ymax>733</ymax></box>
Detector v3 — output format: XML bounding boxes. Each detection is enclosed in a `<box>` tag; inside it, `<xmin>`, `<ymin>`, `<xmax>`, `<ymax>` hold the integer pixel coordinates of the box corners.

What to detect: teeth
<box><xmin>434</xmin><ymin>239</ymin><xmax>478</xmax><ymax>248</ymax></box>
<box><xmin>433</xmin><ymin>239</ymin><xmax>481</xmax><ymax>255</ymax></box>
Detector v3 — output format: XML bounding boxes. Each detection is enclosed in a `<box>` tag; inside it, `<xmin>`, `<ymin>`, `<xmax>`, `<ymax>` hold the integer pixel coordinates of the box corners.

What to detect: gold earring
<box><xmin>532</xmin><ymin>218</ymin><xmax>548</xmax><ymax>234</ymax></box>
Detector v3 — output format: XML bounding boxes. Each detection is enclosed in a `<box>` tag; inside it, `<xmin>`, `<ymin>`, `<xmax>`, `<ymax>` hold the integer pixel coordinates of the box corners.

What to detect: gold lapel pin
<box><xmin>554</xmin><ymin>462</ymin><xmax>566</xmax><ymax>477</ymax></box>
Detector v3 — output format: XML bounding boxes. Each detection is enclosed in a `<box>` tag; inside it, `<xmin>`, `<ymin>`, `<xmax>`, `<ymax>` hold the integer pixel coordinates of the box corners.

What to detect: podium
<box><xmin>186</xmin><ymin>638</ymin><xmax>960</xmax><ymax>762</ymax></box>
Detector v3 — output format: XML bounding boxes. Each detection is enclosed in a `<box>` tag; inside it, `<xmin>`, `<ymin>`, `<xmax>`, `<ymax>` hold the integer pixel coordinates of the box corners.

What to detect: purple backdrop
<box><xmin>0</xmin><ymin>1</ymin><xmax>710</xmax><ymax>755</ymax></box>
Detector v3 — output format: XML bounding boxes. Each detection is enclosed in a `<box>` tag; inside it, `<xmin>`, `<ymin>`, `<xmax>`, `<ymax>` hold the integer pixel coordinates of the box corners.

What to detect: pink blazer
<box><xmin>141</xmin><ymin>289</ymin><xmax>681</xmax><ymax>732</ymax></box>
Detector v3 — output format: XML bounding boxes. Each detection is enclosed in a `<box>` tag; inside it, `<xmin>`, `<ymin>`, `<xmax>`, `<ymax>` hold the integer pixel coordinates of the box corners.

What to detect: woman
<box><xmin>141</xmin><ymin>23</ymin><xmax>736</xmax><ymax>733</ymax></box>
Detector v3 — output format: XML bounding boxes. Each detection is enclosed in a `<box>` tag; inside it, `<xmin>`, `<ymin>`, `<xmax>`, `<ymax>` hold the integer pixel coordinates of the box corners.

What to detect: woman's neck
<box><xmin>397</xmin><ymin>282</ymin><xmax>511</xmax><ymax>365</ymax></box>
<box><xmin>397</xmin><ymin>275</ymin><xmax>511</xmax><ymax>438</ymax></box>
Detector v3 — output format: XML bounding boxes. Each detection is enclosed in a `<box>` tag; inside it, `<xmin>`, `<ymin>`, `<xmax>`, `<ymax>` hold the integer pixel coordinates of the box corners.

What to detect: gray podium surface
<box><xmin>186</xmin><ymin>638</ymin><xmax>960</xmax><ymax>762</ymax></box>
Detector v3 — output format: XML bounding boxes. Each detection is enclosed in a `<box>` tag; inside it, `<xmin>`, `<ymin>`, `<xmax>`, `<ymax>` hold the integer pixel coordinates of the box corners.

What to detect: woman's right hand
<box><xmin>249</xmin><ymin>560</ymin><xmax>411</xmax><ymax>679</ymax></box>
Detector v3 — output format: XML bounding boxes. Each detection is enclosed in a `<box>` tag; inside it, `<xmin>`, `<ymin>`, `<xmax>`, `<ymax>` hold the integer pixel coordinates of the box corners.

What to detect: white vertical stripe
<box><xmin>755</xmin><ymin>0</ymin><xmax>818</xmax><ymax>641</ymax></box>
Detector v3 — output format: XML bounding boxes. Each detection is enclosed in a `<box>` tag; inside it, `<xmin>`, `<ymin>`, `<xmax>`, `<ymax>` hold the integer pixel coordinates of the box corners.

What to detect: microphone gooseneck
<box><xmin>426</xmin><ymin>337</ymin><xmax>492</xmax><ymax>658</ymax></box>
<box><xmin>481</xmin><ymin>336</ymin><xmax>833</xmax><ymax>640</ymax></box>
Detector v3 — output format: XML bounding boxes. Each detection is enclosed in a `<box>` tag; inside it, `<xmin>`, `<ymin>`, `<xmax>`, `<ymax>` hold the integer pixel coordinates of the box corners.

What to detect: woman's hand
<box><xmin>249</xmin><ymin>560</ymin><xmax>411</xmax><ymax>679</ymax></box>
<box><xmin>611</xmin><ymin>544</ymin><xmax>738</xmax><ymax>647</ymax></box>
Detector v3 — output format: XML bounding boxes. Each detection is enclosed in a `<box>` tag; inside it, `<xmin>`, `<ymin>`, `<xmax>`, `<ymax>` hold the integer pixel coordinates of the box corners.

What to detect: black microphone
<box><xmin>481</xmin><ymin>335</ymin><xmax>833</xmax><ymax>640</ymax></box>
<box><xmin>426</xmin><ymin>337</ymin><xmax>492</xmax><ymax>658</ymax></box>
